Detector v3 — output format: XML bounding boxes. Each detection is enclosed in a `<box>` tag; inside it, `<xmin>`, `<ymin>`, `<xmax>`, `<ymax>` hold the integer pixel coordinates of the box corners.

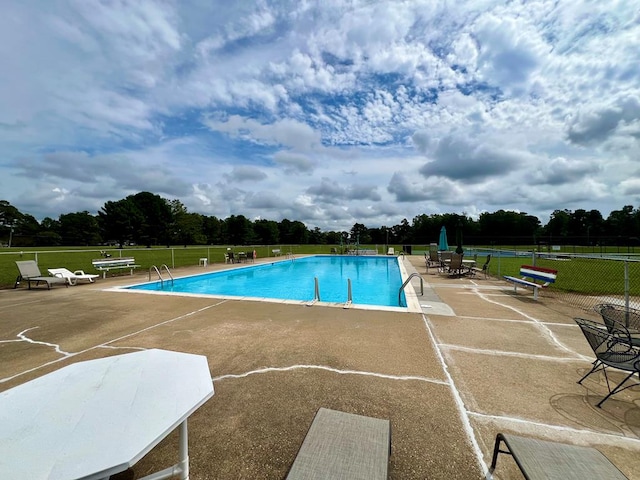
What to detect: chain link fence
<box><xmin>467</xmin><ymin>248</ymin><xmax>640</xmax><ymax>313</ymax></box>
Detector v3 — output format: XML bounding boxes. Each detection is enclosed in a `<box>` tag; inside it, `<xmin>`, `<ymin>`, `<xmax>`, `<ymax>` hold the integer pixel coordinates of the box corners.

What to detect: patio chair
<box><xmin>439</xmin><ymin>251</ymin><xmax>452</xmax><ymax>272</ymax></box>
<box><xmin>489</xmin><ymin>432</ymin><xmax>628</xmax><ymax>479</ymax></box>
<box><xmin>425</xmin><ymin>251</ymin><xmax>441</xmax><ymax>273</ymax></box>
<box><xmin>447</xmin><ymin>253</ymin><xmax>464</xmax><ymax>276</ymax></box>
<box><xmin>594</xmin><ymin>303</ymin><xmax>640</xmax><ymax>335</ymax></box>
<box><xmin>48</xmin><ymin>268</ymin><xmax>99</xmax><ymax>286</ymax></box>
<box><xmin>15</xmin><ymin>261</ymin><xmax>68</xmax><ymax>290</ymax></box>
<box><xmin>574</xmin><ymin>317</ymin><xmax>640</xmax><ymax>407</ymax></box>
<box><xmin>592</xmin><ymin>304</ymin><xmax>640</xmax><ymax>346</ymax></box>
<box><xmin>480</xmin><ymin>254</ymin><xmax>491</xmax><ymax>278</ymax></box>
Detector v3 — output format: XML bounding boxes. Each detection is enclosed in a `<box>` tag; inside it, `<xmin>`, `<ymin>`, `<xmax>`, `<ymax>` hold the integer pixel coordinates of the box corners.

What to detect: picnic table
<box><xmin>0</xmin><ymin>349</ymin><xmax>214</xmax><ymax>480</ymax></box>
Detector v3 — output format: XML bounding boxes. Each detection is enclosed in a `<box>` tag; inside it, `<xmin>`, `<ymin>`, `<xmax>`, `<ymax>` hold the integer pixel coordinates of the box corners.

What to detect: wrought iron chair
<box><xmin>480</xmin><ymin>254</ymin><xmax>491</xmax><ymax>278</ymax></box>
<box><xmin>574</xmin><ymin>317</ymin><xmax>640</xmax><ymax>408</ymax></box>
<box><xmin>594</xmin><ymin>303</ymin><xmax>640</xmax><ymax>335</ymax></box>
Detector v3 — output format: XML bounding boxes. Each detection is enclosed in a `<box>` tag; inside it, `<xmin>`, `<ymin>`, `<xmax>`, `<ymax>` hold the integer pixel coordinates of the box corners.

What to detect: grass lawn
<box><xmin>1</xmin><ymin>245</ymin><xmax>637</xmax><ymax>297</ymax></box>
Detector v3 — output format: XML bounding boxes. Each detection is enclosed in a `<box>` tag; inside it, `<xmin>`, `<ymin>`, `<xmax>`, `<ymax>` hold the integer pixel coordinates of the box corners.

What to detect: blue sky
<box><xmin>1</xmin><ymin>1</ymin><xmax>639</xmax><ymax>230</ymax></box>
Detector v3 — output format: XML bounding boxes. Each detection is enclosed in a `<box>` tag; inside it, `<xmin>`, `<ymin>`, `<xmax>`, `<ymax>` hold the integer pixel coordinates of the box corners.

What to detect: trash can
<box><xmin>403</xmin><ymin>245</ymin><xmax>412</xmax><ymax>254</ymax></box>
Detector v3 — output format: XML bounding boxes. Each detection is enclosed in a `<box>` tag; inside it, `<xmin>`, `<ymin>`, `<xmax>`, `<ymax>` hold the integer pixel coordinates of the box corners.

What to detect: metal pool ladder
<box><xmin>149</xmin><ymin>264</ymin><xmax>174</xmax><ymax>286</ymax></box>
<box><xmin>398</xmin><ymin>273</ymin><xmax>423</xmax><ymax>306</ymax></box>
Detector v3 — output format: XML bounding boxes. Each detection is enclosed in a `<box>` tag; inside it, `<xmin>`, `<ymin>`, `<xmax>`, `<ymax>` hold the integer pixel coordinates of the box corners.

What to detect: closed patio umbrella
<box><xmin>438</xmin><ymin>226</ymin><xmax>449</xmax><ymax>251</ymax></box>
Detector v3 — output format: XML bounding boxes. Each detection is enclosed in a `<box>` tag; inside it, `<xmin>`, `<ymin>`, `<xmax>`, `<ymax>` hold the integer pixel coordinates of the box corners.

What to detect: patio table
<box><xmin>0</xmin><ymin>349</ymin><xmax>214</xmax><ymax>480</ymax></box>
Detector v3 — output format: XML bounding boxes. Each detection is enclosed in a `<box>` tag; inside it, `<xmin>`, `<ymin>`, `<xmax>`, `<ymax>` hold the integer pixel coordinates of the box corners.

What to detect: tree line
<box><xmin>1</xmin><ymin>193</ymin><xmax>639</xmax><ymax>248</ymax></box>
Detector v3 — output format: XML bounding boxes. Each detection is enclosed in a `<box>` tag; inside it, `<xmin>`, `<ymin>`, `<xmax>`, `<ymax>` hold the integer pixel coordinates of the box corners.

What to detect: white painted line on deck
<box><xmin>213</xmin><ymin>364</ymin><xmax>448</xmax><ymax>385</ymax></box>
<box><xmin>421</xmin><ymin>314</ymin><xmax>488</xmax><ymax>476</ymax></box>
<box><xmin>469</xmin><ymin>410</ymin><xmax>640</xmax><ymax>447</ymax></box>
<box><xmin>469</xmin><ymin>288</ymin><xmax>590</xmax><ymax>360</ymax></box>
<box><xmin>457</xmin><ymin>315</ymin><xmax>575</xmax><ymax>327</ymax></box>
<box><xmin>439</xmin><ymin>344</ymin><xmax>585</xmax><ymax>361</ymax></box>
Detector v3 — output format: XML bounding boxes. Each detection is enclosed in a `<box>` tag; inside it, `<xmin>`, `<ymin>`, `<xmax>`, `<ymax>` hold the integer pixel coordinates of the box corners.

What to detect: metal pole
<box><xmin>179</xmin><ymin>420</ymin><xmax>189</xmax><ymax>480</ymax></box>
<box><xmin>314</xmin><ymin>277</ymin><xmax>320</xmax><ymax>301</ymax></box>
<box><xmin>347</xmin><ymin>278</ymin><xmax>352</xmax><ymax>303</ymax></box>
<box><xmin>624</xmin><ymin>261</ymin><xmax>630</xmax><ymax>322</ymax></box>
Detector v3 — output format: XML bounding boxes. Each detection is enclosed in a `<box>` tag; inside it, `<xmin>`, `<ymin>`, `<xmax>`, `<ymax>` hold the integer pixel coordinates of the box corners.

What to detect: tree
<box><xmin>308</xmin><ymin>227</ymin><xmax>326</xmax><ymax>244</ymax></box>
<box><xmin>129</xmin><ymin>192</ymin><xmax>173</xmax><ymax>247</ymax></box>
<box><xmin>98</xmin><ymin>198</ymin><xmax>142</xmax><ymax>247</ymax></box>
<box><xmin>606</xmin><ymin>205</ymin><xmax>636</xmax><ymax>243</ymax></box>
<box><xmin>253</xmin><ymin>219</ymin><xmax>280</xmax><ymax>244</ymax></box>
<box><xmin>279</xmin><ymin>219</ymin><xmax>309</xmax><ymax>244</ymax></box>
<box><xmin>542</xmin><ymin>209</ymin><xmax>571</xmax><ymax>245</ymax></box>
<box><xmin>224</xmin><ymin>215</ymin><xmax>255</xmax><ymax>245</ymax></box>
<box><xmin>349</xmin><ymin>223</ymin><xmax>369</xmax><ymax>244</ymax></box>
<box><xmin>59</xmin><ymin>211</ymin><xmax>101</xmax><ymax>246</ymax></box>
<box><xmin>391</xmin><ymin>218</ymin><xmax>411</xmax><ymax>244</ymax></box>
<box><xmin>203</xmin><ymin>216</ymin><xmax>223</xmax><ymax>244</ymax></box>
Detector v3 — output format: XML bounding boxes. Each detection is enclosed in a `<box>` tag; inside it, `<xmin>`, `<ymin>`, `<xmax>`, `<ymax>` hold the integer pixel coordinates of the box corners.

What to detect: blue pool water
<box><xmin>128</xmin><ymin>255</ymin><xmax>407</xmax><ymax>307</ymax></box>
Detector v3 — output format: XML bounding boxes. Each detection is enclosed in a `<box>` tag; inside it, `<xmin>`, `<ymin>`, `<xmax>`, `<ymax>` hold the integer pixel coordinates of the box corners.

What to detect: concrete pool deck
<box><xmin>1</xmin><ymin>255</ymin><xmax>640</xmax><ymax>479</ymax></box>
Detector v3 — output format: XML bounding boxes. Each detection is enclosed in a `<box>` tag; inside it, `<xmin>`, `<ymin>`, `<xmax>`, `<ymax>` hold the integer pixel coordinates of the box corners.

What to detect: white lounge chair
<box><xmin>48</xmin><ymin>268</ymin><xmax>99</xmax><ymax>286</ymax></box>
<box><xmin>15</xmin><ymin>261</ymin><xmax>67</xmax><ymax>290</ymax></box>
<box><xmin>387</xmin><ymin>247</ymin><xmax>395</xmax><ymax>255</ymax></box>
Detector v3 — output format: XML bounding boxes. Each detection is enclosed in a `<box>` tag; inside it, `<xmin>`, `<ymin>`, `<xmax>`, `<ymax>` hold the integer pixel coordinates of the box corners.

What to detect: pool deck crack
<box><xmin>212</xmin><ymin>364</ymin><xmax>448</xmax><ymax>385</ymax></box>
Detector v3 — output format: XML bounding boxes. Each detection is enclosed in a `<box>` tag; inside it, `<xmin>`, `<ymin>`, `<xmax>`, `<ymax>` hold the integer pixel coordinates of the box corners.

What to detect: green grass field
<box><xmin>2</xmin><ymin>245</ymin><xmax>638</xmax><ymax>297</ymax></box>
<box><xmin>0</xmin><ymin>244</ymin><xmax>359</xmax><ymax>289</ymax></box>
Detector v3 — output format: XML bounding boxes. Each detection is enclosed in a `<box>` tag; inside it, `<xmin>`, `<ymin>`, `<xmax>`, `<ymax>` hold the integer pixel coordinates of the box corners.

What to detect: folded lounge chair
<box><xmin>15</xmin><ymin>261</ymin><xmax>68</xmax><ymax>290</ymax></box>
<box><xmin>48</xmin><ymin>268</ymin><xmax>100</xmax><ymax>286</ymax></box>
<box><xmin>489</xmin><ymin>432</ymin><xmax>628</xmax><ymax>479</ymax></box>
<box><xmin>286</xmin><ymin>408</ymin><xmax>390</xmax><ymax>480</ymax></box>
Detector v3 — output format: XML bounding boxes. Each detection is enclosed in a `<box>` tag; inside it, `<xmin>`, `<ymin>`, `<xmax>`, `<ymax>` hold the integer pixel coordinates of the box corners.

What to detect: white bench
<box><xmin>504</xmin><ymin>264</ymin><xmax>558</xmax><ymax>300</ymax></box>
<box><xmin>286</xmin><ymin>408</ymin><xmax>390</xmax><ymax>480</ymax></box>
<box><xmin>272</xmin><ymin>249</ymin><xmax>282</xmax><ymax>256</ymax></box>
<box><xmin>92</xmin><ymin>257</ymin><xmax>140</xmax><ymax>279</ymax></box>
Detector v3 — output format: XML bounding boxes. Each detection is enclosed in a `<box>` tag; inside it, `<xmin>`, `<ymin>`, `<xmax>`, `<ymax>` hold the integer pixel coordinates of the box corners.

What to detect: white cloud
<box><xmin>0</xmin><ymin>0</ymin><xmax>638</xmax><ymax>231</ymax></box>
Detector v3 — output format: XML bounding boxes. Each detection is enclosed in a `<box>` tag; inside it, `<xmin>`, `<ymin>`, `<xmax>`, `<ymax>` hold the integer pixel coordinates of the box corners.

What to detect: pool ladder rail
<box><xmin>308</xmin><ymin>275</ymin><xmax>420</xmax><ymax>308</ymax></box>
<box><xmin>149</xmin><ymin>264</ymin><xmax>174</xmax><ymax>287</ymax></box>
<box><xmin>398</xmin><ymin>273</ymin><xmax>423</xmax><ymax>306</ymax></box>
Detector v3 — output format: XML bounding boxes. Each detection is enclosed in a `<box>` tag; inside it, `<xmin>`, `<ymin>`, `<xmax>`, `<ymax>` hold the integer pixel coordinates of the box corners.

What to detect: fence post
<box><xmin>171</xmin><ymin>248</ymin><xmax>175</xmax><ymax>269</ymax></box>
<box><xmin>625</xmin><ymin>260</ymin><xmax>630</xmax><ymax>315</ymax></box>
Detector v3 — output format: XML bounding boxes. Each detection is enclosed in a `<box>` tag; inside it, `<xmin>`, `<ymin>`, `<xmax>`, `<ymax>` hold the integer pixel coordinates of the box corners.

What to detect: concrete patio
<box><xmin>1</xmin><ymin>255</ymin><xmax>639</xmax><ymax>479</ymax></box>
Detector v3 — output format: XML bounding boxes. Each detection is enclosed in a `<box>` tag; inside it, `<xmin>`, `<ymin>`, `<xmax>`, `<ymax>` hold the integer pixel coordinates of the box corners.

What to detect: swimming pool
<box><xmin>127</xmin><ymin>255</ymin><xmax>407</xmax><ymax>308</ymax></box>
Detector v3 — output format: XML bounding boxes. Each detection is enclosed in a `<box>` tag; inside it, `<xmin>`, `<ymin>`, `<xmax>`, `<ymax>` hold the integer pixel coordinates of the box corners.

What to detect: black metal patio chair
<box><xmin>574</xmin><ymin>317</ymin><xmax>640</xmax><ymax>408</ymax></box>
<box><xmin>594</xmin><ymin>303</ymin><xmax>640</xmax><ymax>334</ymax></box>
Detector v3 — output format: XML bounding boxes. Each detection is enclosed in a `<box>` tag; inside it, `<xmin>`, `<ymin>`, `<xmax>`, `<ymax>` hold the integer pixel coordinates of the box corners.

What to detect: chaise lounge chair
<box><xmin>489</xmin><ymin>432</ymin><xmax>628</xmax><ymax>479</ymax></box>
<box><xmin>48</xmin><ymin>268</ymin><xmax>100</xmax><ymax>286</ymax></box>
<box><xmin>286</xmin><ymin>408</ymin><xmax>390</xmax><ymax>480</ymax></box>
<box><xmin>15</xmin><ymin>261</ymin><xmax>68</xmax><ymax>290</ymax></box>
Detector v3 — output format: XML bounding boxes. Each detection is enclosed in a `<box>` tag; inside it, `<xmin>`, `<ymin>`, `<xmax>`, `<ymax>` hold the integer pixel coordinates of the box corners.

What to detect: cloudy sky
<box><xmin>2</xmin><ymin>1</ymin><xmax>639</xmax><ymax>230</ymax></box>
